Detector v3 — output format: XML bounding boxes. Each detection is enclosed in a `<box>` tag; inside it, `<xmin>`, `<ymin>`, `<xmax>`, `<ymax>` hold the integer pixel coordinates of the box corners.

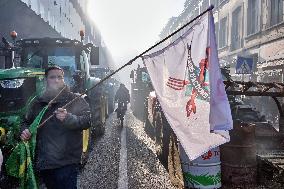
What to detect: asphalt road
<box><xmin>78</xmin><ymin>109</ymin><xmax>175</xmax><ymax>189</ymax></box>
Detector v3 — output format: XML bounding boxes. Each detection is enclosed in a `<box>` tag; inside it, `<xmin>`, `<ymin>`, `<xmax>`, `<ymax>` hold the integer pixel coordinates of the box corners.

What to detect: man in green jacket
<box><xmin>20</xmin><ymin>66</ymin><xmax>91</xmax><ymax>189</ymax></box>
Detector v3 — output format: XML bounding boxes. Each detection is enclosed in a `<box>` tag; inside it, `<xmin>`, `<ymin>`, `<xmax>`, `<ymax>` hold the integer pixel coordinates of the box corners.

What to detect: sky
<box><xmin>88</xmin><ymin>0</ymin><xmax>185</xmax><ymax>62</ymax></box>
<box><xmin>87</xmin><ymin>0</ymin><xmax>185</xmax><ymax>86</ymax></box>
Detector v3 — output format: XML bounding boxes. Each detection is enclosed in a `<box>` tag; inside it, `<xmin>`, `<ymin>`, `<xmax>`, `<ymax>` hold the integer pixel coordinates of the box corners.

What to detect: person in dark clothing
<box><xmin>20</xmin><ymin>66</ymin><xmax>91</xmax><ymax>189</ymax></box>
<box><xmin>115</xmin><ymin>84</ymin><xmax>130</xmax><ymax>119</ymax></box>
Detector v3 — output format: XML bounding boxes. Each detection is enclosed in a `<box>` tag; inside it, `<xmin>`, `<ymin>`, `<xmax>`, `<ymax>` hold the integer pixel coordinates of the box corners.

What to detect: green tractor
<box><xmin>90</xmin><ymin>67</ymin><xmax>120</xmax><ymax>115</ymax></box>
<box><xmin>0</xmin><ymin>34</ymin><xmax>108</xmax><ymax>184</ymax></box>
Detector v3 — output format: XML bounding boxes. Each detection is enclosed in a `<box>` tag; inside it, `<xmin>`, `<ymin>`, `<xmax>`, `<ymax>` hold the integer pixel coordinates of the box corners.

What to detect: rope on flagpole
<box><xmin>38</xmin><ymin>5</ymin><xmax>215</xmax><ymax>128</ymax></box>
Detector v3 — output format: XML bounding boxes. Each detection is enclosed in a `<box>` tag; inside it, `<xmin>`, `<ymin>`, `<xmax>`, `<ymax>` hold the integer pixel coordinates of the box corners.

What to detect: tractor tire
<box><xmin>167</xmin><ymin>132</ymin><xmax>184</xmax><ymax>188</ymax></box>
<box><xmin>88</xmin><ymin>89</ymin><xmax>106</xmax><ymax>137</ymax></box>
<box><xmin>156</xmin><ymin>113</ymin><xmax>184</xmax><ymax>188</ymax></box>
<box><xmin>95</xmin><ymin>123</ymin><xmax>105</xmax><ymax>137</ymax></box>
<box><xmin>155</xmin><ymin>112</ymin><xmax>163</xmax><ymax>160</ymax></box>
<box><xmin>108</xmin><ymin>97</ymin><xmax>115</xmax><ymax>114</ymax></box>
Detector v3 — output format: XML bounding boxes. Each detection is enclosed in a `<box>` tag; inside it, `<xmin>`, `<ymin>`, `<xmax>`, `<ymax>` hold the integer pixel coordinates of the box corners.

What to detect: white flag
<box><xmin>142</xmin><ymin>11</ymin><xmax>233</xmax><ymax>160</ymax></box>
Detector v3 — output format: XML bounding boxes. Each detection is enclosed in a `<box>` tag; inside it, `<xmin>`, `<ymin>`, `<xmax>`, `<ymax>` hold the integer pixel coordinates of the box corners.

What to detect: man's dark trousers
<box><xmin>41</xmin><ymin>164</ymin><xmax>79</xmax><ymax>189</ymax></box>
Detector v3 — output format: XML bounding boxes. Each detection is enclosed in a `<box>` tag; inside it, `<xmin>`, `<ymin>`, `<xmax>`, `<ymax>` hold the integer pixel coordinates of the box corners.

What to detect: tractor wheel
<box><xmin>155</xmin><ymin>112</ymin><xmax>163</xmax><ymax>158</ymax></box>
<box><xmin>95</xmin><ymin>123</ymin><xmax>105</xmax><ymax>137</ymax></box>
<box><xmin>89</xmin><ymin>92</ymin><xmax>106</xmax><ymax>137</ymax></box>
<box><xmin>167</xmin><ymin>132</ymin><xmax>184</xmax><ymax>188</ymax></box>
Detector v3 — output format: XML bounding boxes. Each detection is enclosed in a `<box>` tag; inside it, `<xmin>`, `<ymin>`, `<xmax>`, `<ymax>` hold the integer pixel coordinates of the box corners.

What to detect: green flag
<box><xmin>6</xmin><ymin>106</ymin><xmax>48</xmax><ymax>189</ymax></box>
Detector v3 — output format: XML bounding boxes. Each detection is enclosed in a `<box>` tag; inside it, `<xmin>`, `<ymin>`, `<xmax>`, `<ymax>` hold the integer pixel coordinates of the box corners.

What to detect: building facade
<box><xmin>160</xmin><ymin>0</ymin><xmax>284</xmax><ymax>129</ymax></box>
<box><xmin>0</xmin><ymin>0</ymin><xmax>115</xmax><ymax>68</ymax></box>
<box><xmin>214</xmin><ymin>0</ymin><xmax>284</xmax><ymax>84</ymax></box>
<box><xmin>160</xmin><ymin>0</ymin><xmax>284</xmax><ymax>82</ymax></box>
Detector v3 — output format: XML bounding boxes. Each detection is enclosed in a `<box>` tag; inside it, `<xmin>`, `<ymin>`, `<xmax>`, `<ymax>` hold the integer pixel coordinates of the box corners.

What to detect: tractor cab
<box><xmin>16</xmin><ymin>38</ymin><xmax>98</xmax><ymax>89</ymax></box>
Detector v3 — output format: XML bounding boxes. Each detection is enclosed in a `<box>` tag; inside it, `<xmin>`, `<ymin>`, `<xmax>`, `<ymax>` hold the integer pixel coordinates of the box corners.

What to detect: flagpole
<box><xmin>38</xmin><ymin>5</ymin><xmax>215</xmax><ymax>128</ymax></box>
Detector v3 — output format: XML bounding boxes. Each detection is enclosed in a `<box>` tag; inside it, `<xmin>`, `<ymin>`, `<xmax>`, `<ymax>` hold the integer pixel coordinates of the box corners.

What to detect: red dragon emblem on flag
<box><xmin>166</xmin><ymin>44</ymin><xmax>210</xmax><ymax>118</ymax></box>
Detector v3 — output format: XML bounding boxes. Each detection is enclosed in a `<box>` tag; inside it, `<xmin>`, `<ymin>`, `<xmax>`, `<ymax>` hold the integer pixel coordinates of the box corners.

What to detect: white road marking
<box><xmin>118</xmin><ymin>118</ymin><xmax>128</xmax><ymax>189</ymax></box>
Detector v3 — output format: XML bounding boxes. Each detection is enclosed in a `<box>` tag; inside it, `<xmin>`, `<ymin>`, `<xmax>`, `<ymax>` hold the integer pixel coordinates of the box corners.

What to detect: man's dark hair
<box><xmin>45</xmin><ymin>66</ymin><xmax>64</xmax><ymax>77</ymax></box>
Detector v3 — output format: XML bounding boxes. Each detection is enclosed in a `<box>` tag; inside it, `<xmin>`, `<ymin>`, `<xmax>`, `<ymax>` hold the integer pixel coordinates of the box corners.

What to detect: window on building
<box><xmin>53</xmin><ymin>15</ymin><xmax>56</xmax><ymax>28</ymax></box>
<box><xmin>47</xmin><ymin>9</ymin><xmax>51</xmax><ymax>24</ymax></box>
<box><xmin>191</xmin><ymin>8</ymin><xmax>198</xmax><ymax>18</ymax></box>
<box><xmin>219</xmin><ymin>0</ymin><xmax>227</xmax><ymax>6</ymax></box>
<box><xmin>37</xmin><ymin>0</ymin><xmax>41</xmax><ymax>16</ymax></box>
<box><xmin>219</xmin><ymin>17</ymin><xmax>227</xmax><ymax>48</ymax></box>
<box><xmin>210</xmin><ymin>0</ymin><xmax>218</xmax><ymax>8</ymax></box>
<box><xmin>91</xmin><ymin>26</ymin><xmax>94</xmax><ymax>36</ymax></box>
<box><xmin>251</xmin><ymin>53</ymin><xmax>258</xmax><ymax>73</ymax></box>
<box><xmin>269</xmin><ymin>0</ymin><xmax>283</xmax><ymax>26</ymax></box>
<box><xmin>30</xmin><ymin>0</ymin><xmax>39</xmax><ymax>14</ymax></box>
<box><xmin>38</xmin><ymin>2</ymin><xmax>44</xmax><ymax>17</ymax></box>
<box><xmin>201</xmin><ymin>0</ymin><xmax>209</xmax><ymax>13</ymax></box>
<box><xmin>231</xmin><ymin>7</ymin><xmax>242</xmax><ymax>50</ymax></box>
<box><xmin>247</xmin><ymin>0</ymin><xmax>259</xmax><ymax>35</ymax></box>
<box><xmin>215</xmin><ymin>22</ymin><xmax>219</xmax><ymax>45</ymax></box>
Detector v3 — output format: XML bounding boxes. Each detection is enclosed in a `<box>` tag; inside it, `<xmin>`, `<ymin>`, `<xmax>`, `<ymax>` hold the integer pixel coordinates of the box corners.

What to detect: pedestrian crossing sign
<box><xmin>235</xmin><ymin>56</ymin><xmax>253</xmax><ymax>74</ymax></box>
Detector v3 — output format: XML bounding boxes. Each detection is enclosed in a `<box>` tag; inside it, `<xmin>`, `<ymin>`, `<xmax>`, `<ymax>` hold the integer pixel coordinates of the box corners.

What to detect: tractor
<box><xmin>90</xmin><ymin>67</ymin><xmax>119</xmax><ymax>115</ymax></box>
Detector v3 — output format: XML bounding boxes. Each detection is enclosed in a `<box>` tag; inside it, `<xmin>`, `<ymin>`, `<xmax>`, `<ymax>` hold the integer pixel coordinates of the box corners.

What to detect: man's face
<box><xmin>46</xmin><ymin>69</ymin><xmax>65</xmax><ymax>91</ymax></box>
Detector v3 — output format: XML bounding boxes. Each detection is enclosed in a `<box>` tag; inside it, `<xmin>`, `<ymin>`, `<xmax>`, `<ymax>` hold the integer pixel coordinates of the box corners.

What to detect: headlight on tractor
<box><xmin>0</xmin><ymin>79</ymin><xmax>25</xmax><ymax>88</ymax></box>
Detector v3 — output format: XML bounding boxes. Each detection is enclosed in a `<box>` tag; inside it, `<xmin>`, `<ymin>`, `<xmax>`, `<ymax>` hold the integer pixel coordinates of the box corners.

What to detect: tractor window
<box><xmin>23</xmin><ymin>48</ymin><xmax>44</xmax><ymax>68</ymax></box>
<box><xmin>0</xmin><ymin>48</ymin><xmax>14</xmax><ymax>68</ymax></box>
<box><xmin>47</xmin><ymin>48</ymin><xmax>77</xmax><ymax>86</ymax></box>
<box><xmin>22</xmin><ymin>47</ymin><xmax>77</xmax><ymax>69</ymax></box>
<box><xmin>0</xmin><ymin>56</ymin><xmax>12</xmax><ymax>69</ymax></box>
<box><xmin>20</xmin><ymin>47</ymin><xmax>44</xmax><ymax>68</ymax></box>
<box><xmin>27</xmin><ymin>54</ymin><xmax>43</xmax><ymax>68</ymax></box>
<box><xmin>142</xmin><ymin>72</ymin><xmax>150</xmax><ymax>83</ymax></box>
<box><xmin>0</xmin><ymin>56</ymin><xmax>4</xmax><ymax>69</ymax></box>
<box><xmin>22</xmin><ymin>47</ymin><xmax>78</xmax><ymax>86</ymax></box>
